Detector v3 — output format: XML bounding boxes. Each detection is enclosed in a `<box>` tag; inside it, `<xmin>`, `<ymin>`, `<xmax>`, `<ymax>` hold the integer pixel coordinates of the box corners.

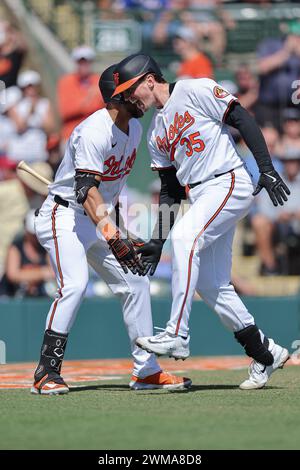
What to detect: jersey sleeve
<box><xmin>193</xmin><ymin>78</ymin><xmax>238</xmax><ymax>123</ymax></box>
<box><xmin>73</xmin><ymin>126</ymin><xmax>106</xmax><ymax>176</ymax></box>
<box><xmin>148</xmin><ymin>133</ymin><xmax>173</xmax><ymax>171</ymax></box>
<box><xmin>147</xmin><ymin>115</ymin><xmax>173</xmax><ymax>171</ymax></box>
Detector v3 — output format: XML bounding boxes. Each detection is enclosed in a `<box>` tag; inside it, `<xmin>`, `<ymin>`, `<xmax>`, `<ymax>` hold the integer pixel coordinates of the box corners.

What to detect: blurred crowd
<box><xmin>98</xmin><ymin>0</ymin><xmax>234</xmax><ymax>66</ymax></box>
<box><xmin>1</xmin><ymin>7</ymin><xmax>300</xmax><ymax>298</ymax></box>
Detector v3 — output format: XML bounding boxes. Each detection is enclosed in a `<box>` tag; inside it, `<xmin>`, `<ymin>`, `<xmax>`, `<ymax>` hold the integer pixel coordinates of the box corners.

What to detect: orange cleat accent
<box><xmin>129</xmin><ymin>370</ymin><xmax>192</xmax><ymax>390</ymax></box>
<box><xmin>31</xmin><ymin>374</ymin><xmax>69</xmax><ymax>395</ymax></box>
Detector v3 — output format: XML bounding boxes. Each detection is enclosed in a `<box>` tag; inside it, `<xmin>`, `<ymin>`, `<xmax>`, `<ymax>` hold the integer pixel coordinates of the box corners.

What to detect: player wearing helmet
<box><xmin>113</xmin><ymin>53</ymin><xmax>290</xmax><ymax>390</ymax></box>
<box><xmin>31</xmin><ymin>64</ymin><xmax>191</xmax><ymax>394</ymax></box>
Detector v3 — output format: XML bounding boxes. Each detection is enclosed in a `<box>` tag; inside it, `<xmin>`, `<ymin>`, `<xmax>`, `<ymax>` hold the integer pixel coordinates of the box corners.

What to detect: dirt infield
<box><xmin>0</xmin><ymin>356</ymin><xmax>255</xmax><ymax>389</ymax></box>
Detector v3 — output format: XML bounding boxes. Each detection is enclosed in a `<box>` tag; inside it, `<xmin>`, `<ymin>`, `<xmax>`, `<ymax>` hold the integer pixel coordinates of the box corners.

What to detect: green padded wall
<box><xmin>0</xmin><ymin>296</ymin><xmax>299</xmax><ymax>363</ymax></box>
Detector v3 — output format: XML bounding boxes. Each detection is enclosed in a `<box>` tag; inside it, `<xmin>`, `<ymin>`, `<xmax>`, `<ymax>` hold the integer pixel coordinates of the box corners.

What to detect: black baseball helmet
<box><xmin>98</xmin><ymin>64</ymin><xmax>124</xmax><ymax>104</ymax></box>
<box><xmin>111</xmin><ymin>53</ymin><xmax>163</xmax><ymax>97</ymax></box>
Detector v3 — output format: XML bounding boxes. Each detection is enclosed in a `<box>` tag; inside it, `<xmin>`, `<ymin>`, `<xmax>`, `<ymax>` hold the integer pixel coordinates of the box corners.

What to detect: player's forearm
<box><xmin>151</xmin><ymin>198</ymin><xmax>181</xmax><ymax>242</ymax></box>
<box><xmin>83</xmin><ymin>187</ymin><xmax>117</xmax><ymax>240</ymax></box>
<box><xmin>257</xmin><ymin>49</ymin><xmax>289</xmax><ymax>75</ymax></box>
<box><xmin>7</xmin><ymin>266</ymin><xmax>53</xmax><ymax>284</ymax></box>
<box><xmin>225</xmin><ymin>103</ymin><xmax>274</xmax><ymax>173</ymax></box>
<box><xmin>83</xmin><ymin>189</ymin><xmax>144</xmax><ymax>275</ymax></box>
<box><xmin>152</xmin><ymin>168</ymin><xmax>185</xmax><ymax>242</ymax></box>
<box><xmin>42</xmin><ymin>107</ymin><xmax>56</xmax><ymax>134</ymax></box>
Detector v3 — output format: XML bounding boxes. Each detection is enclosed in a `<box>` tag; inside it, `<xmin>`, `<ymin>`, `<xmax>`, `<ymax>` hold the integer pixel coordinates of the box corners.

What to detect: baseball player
<box><xmin>31</xmin><ymin>64</ymin><xmax>191</xmax><ymax>395</ymax></box>
<box><xmin>111</xmin><ymin>54</ymin><xmax>290</xmax><ymax>390</ymax></box>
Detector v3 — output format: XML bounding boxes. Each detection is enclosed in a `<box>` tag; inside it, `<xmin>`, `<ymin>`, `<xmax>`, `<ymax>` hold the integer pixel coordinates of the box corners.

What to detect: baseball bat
<box><xmin>17</xmin><ymin>160</ymin><xmax>52</xmax><ymax>186</ymax></box>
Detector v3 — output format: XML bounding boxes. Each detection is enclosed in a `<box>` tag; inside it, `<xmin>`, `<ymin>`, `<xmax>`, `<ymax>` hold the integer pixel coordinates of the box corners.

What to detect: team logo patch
<box><xmin>213</xmin><ymin>86</ymin><xmax>229</xmax><ymax>99</ymax></box>
<box><xmin>113</xmin><ymin>72</ymin><xmax>120</xmax><ymax>86</ymax></box>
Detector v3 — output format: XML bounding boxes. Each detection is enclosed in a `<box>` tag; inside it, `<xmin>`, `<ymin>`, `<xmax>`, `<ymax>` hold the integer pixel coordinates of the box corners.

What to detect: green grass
<box><xmin>0</xmin><ymin>367</ymin><xmax>299</xmax><ymax>450</ymax></box>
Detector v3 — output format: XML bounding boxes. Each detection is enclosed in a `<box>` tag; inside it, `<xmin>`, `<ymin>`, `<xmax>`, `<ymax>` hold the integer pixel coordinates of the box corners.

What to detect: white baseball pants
<box><xmin>35</xmin><ymin>197</ymin><xmax>160</xmax><ymax>378</ymax></box>
<box><xmin>166</xmin><ymin>165</ymin><xmax>256</xmax><ymax>336</ymax></box>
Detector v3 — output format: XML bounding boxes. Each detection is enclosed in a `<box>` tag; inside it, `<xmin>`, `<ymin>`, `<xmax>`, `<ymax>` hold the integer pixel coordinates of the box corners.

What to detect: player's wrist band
<box><xmin>96</xmin><ymin>216</ymin><xmax>119</xmax><ymax>241</ymax></box>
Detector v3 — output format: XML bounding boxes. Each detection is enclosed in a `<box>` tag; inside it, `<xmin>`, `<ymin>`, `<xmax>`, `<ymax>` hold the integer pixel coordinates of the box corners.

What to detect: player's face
<box><xmin>123</xmin><ymin>75</ymin><xmax>155</xmax><ymax>113</ymax></box>
<box><xmin>124</xmin><ymin>101</ymin><xmax>144</xmax><ymax>118</ymax></box>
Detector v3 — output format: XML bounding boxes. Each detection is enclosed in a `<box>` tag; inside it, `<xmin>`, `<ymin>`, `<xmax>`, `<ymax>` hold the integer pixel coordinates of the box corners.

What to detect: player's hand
<box><xmin>107</xmin><ymin>232</ymin><xmax>145</xmax><ymax>275</ymax></box>
<box><xmin>136</xmin><ymin>239</ymin><xmax>164</xmax><ymax>276</ymax></box>
<box><xmin>128</xmin><ymin>235</ymin><xmax>145</xmax><ymax>248</ymax></box>
<box><xmin>253</xmin><ymin>170</ymin><xmax>290</xmax><ymax>207</ymax></box>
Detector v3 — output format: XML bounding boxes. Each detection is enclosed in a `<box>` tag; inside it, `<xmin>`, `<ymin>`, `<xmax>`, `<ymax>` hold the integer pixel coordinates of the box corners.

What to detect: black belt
<box><xmin>54</xmin><ymin>195</ymin><xmax>87</xmax><ymax>215</ymax></box>
<box><xmin>187</xmin><ymin>169</ymin><xmax>234</xmax><ymax>190</ymax></box>
<box><xmin>54</xmin><ymin>194</ymin><xmax>69</xmax><ymax>208</ymax></box>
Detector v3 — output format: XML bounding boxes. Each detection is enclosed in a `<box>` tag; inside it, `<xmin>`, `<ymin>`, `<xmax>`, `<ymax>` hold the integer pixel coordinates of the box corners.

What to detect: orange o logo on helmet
<box><xmin>213</xmin><ymin>86</ymin><xmax>229</xmax><ymax>99</ymax></box>
<box><xmin>113</xmin><ymin>72</ymin><xmax>120</xmax><ymax>86</ymax></box>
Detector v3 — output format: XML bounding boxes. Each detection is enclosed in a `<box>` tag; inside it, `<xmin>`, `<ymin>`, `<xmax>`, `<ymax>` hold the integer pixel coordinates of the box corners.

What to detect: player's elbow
<box><xmin>74</xmin><ymin>172</ymin><xmax>101</xmax><ymax>204</ymax></box>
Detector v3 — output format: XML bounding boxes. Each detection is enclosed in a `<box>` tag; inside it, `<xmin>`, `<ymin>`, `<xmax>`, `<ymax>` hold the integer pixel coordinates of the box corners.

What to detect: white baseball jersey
<box><xmin>49</xmin><ymin>108</ymin><xmax>142</xmax><ymax>214</ymax></box>
<box><xmin>35</xmin><ymin>107</ymin><xmax>160</xmax><ymax>379</ymax></box>
<box><xmin>148</xmin><ymin>78</ymin><xmax>244</xmax><ymax>185</ymax></box>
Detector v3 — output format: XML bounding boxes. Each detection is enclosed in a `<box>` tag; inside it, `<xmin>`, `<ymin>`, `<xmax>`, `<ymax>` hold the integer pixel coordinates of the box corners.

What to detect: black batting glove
<box><xmin>107</xmin><ymin>231</ymin><xmax>145</xmax><ymax>275</ymax></box>
<box><xmin>136</xmin><ymin>239</ymin><xmax>164</xmax><ymax>276</ymax></box>
<box><xmin>253</xmin><ymin>169</ymin><xmax>290</xmax><ymax>207</ymax></box>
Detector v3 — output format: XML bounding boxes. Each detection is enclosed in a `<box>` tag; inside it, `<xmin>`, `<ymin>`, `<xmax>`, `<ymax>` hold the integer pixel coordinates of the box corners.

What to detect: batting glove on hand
<box><xmin>108</xmin><ymin>231</ymin><xmax>145</xmax><ymax>275</ymax></box>
<box><xmin>136</xmin><ymin>239</ymin><xmax>164</xmax><ymax>276</ymax></box>
<box><xmin>128</xmin><ymin>235</ymin><xmax>145</xmax><ymax>248</ymax></box>
<box><xmin>253</xmin><ymin>169</ymin><xmax>290</xmax><ymax>207</ymax></box>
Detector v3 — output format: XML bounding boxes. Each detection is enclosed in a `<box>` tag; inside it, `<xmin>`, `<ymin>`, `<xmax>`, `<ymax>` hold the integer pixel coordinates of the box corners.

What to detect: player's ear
<box><xmin>147</xmin><ymin>75</ymin><xmax>155</xmax><ymax>90</ymax></box>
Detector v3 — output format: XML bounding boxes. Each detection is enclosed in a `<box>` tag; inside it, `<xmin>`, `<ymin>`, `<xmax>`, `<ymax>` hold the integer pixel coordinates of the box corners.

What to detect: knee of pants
<box><xmin>171</xmin><ymin>220</ymin><xmax>197</xmax><ymax>257</ymax></box>
<box><xmin>197</xmin><ymin>282</ymin><xmax>232</xmax><ymax>301</ymax></box>
<box><xmin>114</xmin><ymin>273</ymin><xmax>150</xmax><ymax>299</ymax></box>
<box><xmin>61</xmin><ymin>276</ymin><xmax>89</xmax><ymax>301</ymax></box>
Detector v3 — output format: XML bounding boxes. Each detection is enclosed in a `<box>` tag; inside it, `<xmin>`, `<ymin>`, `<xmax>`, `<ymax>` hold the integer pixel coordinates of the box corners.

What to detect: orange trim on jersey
<box><xmin>175</xmin><ymin>171</ymin><xmax>235</xmax><ymax>336</ymax></box>
<box><xmin>222</xmin><ymin>98</ymin><xmax>238</xmax><ymax>123</ymax></box>
<box><xmin>48</xmin><ymin>204</ymin><xmax>64</xmax><ymax>330</ymax></box>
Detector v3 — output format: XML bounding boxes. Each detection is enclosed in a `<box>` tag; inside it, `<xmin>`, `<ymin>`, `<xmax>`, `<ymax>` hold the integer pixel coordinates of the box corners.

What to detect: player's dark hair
<box><xmin>153</xmin><ymin>75</ymin><xmax>167</xmax><ymax>84</ymax></box>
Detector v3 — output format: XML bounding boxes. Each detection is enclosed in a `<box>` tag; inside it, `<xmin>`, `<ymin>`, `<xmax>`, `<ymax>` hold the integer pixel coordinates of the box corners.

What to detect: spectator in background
<box><xmin>46</xmin><ymin>133</ymin><xmax>62</xmax><ymax>176</ymax></box>
<box><xmin>179</xmin><ymin>0</ymin><xmax>232</xmax><ymax>66</ymax></box>
<box><xmin>0</xmin><ymin>156</ymin><xmax>27</xmax><ymax>274</ymax></box>
<box><xmin>7</xmin><ymin>70</ymin><xmax>55</xmax><ymax>163</ymax></box>
<box><xmin>0</xmin><ymin>155</ymin><xmax>16</xmax><ymax>182</ymax></box>
<box><xmin>120</xmin><ymin>0</ymin><xmax>169</xmax><ymax>7</ymax></box>
<box><xmin>98</xmin><ymin>0</ymin><xmax>130</xmax><ymax>20</ymax></box>
<box><xmin>0</xmin><ymin>21</ymin><xmax>27</xmax><ymax>88</ymax></box>
<box><xmin>116</xmin><ymin>0</ymin><xmax>172</xmax><ymax>46</ymax></box>
<box><xmin>0</xmin><ymin>160</ymin><xmax>52</xmax><ymax>274</ymax></box>
<box><xmin>172</xmin><ymin>26</ymin><xmax>213</xmax><ymax>79</ymax></box>
<box><xmin>256</xmin><ymin>19</ymin><xmax>300</xmax><ymax>131</ymax></box>
<box><xmin>0</xmin><ymin>210</ymin><xmax>54</xmax><ymax>297</ymax></box>
<box><xmin>278</xmin><ymin>108</ymin><xmax>300</xmax><ymax>158</ymax></box>
<box><xmin>57</xmin><ymin>46</ymin><xmax>104</xmax><ymax>141</ymax></box>
<box><xmin>16</xmin><ymin>161</ymin><xmax>53</xmax><ymax>210</ymax></box>
<box><xmin>252</xmin><ymin>152</ymin><xmax>300</xmax><ymax>275</ymax></box>
<box><xmin>235</xmin><ymin>64</ymin><xmax>259</xmax><ymax>115</ymax></box>
<box><xmin>0</xmin><ymin>85</ymin><xmax>21</xmax><ymax>156</ymax></box>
